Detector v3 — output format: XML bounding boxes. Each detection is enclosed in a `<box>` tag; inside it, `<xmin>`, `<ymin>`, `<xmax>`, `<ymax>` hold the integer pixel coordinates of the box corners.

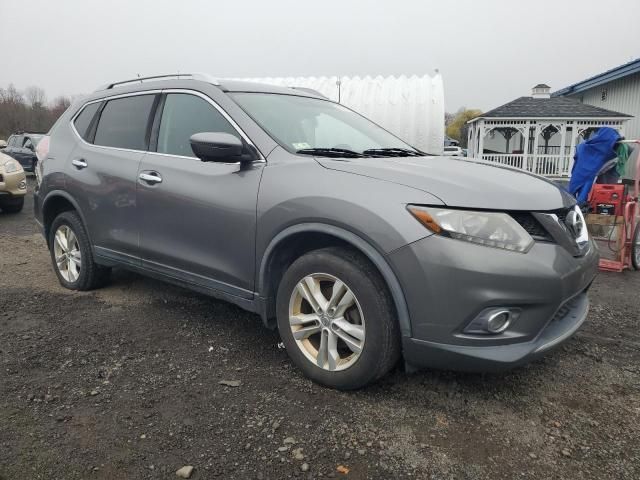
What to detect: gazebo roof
<box><xmin>470</xmin><ymin>96</ymin><xmax>631</xmax><ymax>122</ymax></box>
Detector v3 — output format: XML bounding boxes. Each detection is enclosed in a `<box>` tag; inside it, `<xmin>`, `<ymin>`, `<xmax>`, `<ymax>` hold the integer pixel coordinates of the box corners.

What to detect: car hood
<box><xmin>0</xmin><ymin>151</ymin><xmax>13</xmax><ymax>166</ymax></box>
<box><xmin>317</xmin><ymin>156</ymin><xmax>576</xmax><ymax>211</ymax></box>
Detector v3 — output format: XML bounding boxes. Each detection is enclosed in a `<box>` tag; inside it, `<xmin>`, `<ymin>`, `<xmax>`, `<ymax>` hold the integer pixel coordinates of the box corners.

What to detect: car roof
<box><xmin>91</xmin><ymin>76</ymin><xmax>325</xmax><ymax>99</ymax></box>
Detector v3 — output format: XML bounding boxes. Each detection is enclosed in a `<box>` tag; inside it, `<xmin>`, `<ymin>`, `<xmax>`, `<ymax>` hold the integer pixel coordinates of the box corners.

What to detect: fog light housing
<box><xmin>19</xmin><ymin>180</ymin><xmax>27</xmax><ymax>190</ymax></box>
<box><xmin>464</xmin><ymin>307</ymin><xmax>520</xmax><ymax>335</ymax></box>
<box><xmin>487</xmin><ymin>310</ymin><xmax>511</xmax><ymax>333</ymax></box>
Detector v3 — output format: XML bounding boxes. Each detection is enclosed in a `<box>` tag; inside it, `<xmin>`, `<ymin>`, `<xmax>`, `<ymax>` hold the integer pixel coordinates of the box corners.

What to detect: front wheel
<box><xmin>632</xmin><ymin>222</ymin><xmax>640</xmax><ymax>271</ymax></box>
<box><xmin>276</xmin><ymin>247</ymin><xmax>400</xmax><ymax>390</ymax></box>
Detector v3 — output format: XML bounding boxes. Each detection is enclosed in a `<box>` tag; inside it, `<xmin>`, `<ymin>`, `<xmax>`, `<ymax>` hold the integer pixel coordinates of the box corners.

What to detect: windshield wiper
<box><xmin>296</xmin><ymin>148</ymin><xmax>365</xmax><ymax>158</ymax></box>
<box><xmin>362</xmin><ymin>148</ymin><xmax>423</xmax><ymax>157</ymax></box>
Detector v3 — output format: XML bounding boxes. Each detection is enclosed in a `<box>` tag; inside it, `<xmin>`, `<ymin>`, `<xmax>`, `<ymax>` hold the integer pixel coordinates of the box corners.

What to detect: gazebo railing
<box><xmin>481</xmin><ymin>154</ymin><xmax>572</xmax><ymax>177</ymax></box>
<box><xmin>480</xmin><ymin>154</ymin><xmax>524</xmax><ymax>170</ymax></box>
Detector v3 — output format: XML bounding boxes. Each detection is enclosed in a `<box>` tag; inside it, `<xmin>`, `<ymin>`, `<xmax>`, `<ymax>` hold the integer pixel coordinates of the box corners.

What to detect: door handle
<box><xmin>139</xmin><ymin>172</ymin><xmax>163</xmax><ymax>184</ymax></box>
<box><xmin>71</xmin><ymin>158</ymin><xmax>88</xmax><ymax>169</ymax></box>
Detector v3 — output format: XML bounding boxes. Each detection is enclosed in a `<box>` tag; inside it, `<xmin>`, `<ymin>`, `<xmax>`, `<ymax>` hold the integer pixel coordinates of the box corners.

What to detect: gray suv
<box><xmin>34</xmin><ymin>73</ymin><xmax>598</xmax><ymax>389</ymax></box>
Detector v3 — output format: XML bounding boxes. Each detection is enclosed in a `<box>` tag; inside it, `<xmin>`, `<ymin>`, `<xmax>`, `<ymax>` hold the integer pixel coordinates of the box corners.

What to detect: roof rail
<box><xmin>96</xmin><ymin>73</ymin><xmax>220</xmax><ymax>91</ymax></box>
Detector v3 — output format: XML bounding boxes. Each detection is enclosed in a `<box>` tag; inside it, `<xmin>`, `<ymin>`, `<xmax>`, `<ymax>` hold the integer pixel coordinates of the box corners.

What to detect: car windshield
<box><xmin>27</xmin><ymin>135</ymin><xmax>43</xmax><ymax>146</ymax></box>
<box><xmin>231</xmin><ymin>93</ymin><xmax>420</xmax><ymax>157</ymax></box>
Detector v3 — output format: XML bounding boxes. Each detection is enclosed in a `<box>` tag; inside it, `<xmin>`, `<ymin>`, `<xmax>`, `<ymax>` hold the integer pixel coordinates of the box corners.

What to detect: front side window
<box><xmin>156</xmin><ymin>93</ymin><xmax>239</xmax><ymax>157</ymax></box>
<box><xmin>74</xmin><ymin>102</ymin><xmax>101</xmax><ymax>141</ymax></box>
<box><xmin>231</xmin><ymin>93</ymin><xmax>418</xmax><ymax>156</ymax></box>
<box><xmin>94</xmin><ymin>95</ymin><xmax>155</xmax><ymax>150</ymax></box>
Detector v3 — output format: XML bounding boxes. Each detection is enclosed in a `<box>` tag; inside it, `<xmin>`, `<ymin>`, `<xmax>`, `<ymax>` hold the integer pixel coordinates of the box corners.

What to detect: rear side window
<box><xmin>73</xmin><ymin>102</ymin><xmax>101</xmax><ymax>141</ymax></box>
<box><xmin>94</xmin><ymin>95</ymin><xmax>155</xmax><ymax>150</ymax></box>
<box><xmin>156</xmin><ymin>93</ymin><xmax>239</xmax><ymax>157</ymax></box>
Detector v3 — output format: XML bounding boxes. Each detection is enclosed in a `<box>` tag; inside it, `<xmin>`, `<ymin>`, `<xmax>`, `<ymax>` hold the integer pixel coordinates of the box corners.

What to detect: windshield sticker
<box><xmin>292</xmin><ymin>142</ymin><xmax>311</xmax><ymax>150</ymax></box>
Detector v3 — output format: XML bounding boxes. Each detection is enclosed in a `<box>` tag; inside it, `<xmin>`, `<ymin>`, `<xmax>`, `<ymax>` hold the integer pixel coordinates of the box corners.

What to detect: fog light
<box><xmin>463</xmin><ymin>307</ymin><xmax>520</xmax><ymax>335</ymax></box>
<box><xmin>19</xmin><ymin>180</ymin><xmax>27</xmax><ymax>190</ymax></box>
<box><xmin>487</xmin><ymin>310</ymin><xmax>511</xmax><ymax>333</ymax></box>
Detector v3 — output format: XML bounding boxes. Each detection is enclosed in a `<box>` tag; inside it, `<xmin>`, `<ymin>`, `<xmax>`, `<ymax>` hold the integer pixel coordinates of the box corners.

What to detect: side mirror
<box><xmin>189</xmin><ymin>132</ymin><xmax>256</xmax><ymax>163</ymax></box>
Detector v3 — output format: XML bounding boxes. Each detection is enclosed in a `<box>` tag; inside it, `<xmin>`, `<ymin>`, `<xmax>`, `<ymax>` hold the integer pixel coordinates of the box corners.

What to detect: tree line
<box><xmin>445</xmin><ymin>107</ymin><xmax>482</xmax><ymax>147</ymax></box>
<box><xmin>0</xmin><ymin>84</ymin><xmax>72</xmax><ymax>141</ymax></box>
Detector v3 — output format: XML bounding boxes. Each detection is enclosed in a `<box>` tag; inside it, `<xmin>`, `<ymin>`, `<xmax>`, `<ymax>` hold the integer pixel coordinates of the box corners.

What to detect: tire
<box><xmin>632</xmin><ymin>222</ymin><xmax>640</xmax><ymax>271</ymax></box>
<box><xmin>276</xmin><ymin>247</ymin><xmax>400</xmax><ymax>390</ymax></box>
<box><xmin>48</xmin><ymin>211</ymin><xmax>111</xmax><ymax>290</ymax></box>
<box><xmin>0</xmin><ymin>197</ymin><xmax>24</xmax><ymax>213</ymax></box>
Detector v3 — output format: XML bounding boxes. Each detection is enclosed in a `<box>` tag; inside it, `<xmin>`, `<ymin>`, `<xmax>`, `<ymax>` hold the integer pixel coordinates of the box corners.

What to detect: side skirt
<box><xmin>94</xmin><ymin>247</ymin><xmax>260</xmax><ymax>314</ymax></box>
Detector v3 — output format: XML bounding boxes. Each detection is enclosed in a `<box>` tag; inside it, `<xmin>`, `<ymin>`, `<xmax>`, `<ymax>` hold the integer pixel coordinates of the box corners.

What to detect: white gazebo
<box><xmin>467</xmin><ymin>84</ymin><xmax>632</xmax><ymax>177</ymax></box>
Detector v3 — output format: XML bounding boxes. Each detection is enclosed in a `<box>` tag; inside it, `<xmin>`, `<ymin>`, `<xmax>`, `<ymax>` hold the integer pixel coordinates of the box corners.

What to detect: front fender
<box><xmin>258</xmin><ymin>222</ymin><xmax>413</xmax><ymax>337</ymax></box>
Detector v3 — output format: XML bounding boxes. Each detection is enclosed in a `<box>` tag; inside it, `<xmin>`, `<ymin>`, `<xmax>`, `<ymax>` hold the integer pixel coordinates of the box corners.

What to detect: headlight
<box><xmin>4</xmin><ymin>161</ymin><xmax>22</xmax><ymax>173</ymax></box>
<box><xmin>407</xmin><ymin>205</ymin><xmax>534</xmax><ymax>253</ymax></box>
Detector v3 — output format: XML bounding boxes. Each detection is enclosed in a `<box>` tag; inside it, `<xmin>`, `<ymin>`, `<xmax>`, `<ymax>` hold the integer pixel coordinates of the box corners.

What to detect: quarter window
<box><xmin>156</xmin><ymin>93</ymin><xmax>239</xmax><ymax>157</ymax></box>
<box><xmin>74</xmin><ymin>102</ymin><xmax>101</xmax><ymax>141</ymax></box>
<box><xmin>94</xmin><ymin>95</ymin><xmax>156</xmax><ymax>150</ymax></box>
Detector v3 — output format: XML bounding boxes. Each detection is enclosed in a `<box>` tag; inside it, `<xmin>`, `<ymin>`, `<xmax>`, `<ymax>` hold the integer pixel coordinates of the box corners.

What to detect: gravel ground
<box><xmin>1</xmin><ymin>180</ymin><xmax>639</xmax><ymax>479</ymax></box>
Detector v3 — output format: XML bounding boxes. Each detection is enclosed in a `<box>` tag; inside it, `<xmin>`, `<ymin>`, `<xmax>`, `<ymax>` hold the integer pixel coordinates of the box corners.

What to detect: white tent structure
<box><xmin>236</xmin><ymin>75</ymin><xmax>445</xmax><ymax>154</ymax></box>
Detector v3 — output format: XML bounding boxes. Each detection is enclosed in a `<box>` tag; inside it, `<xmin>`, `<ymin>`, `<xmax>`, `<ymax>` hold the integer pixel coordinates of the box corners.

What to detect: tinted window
<box><xmin>157</xmin><ymin>93</ymin><xmax>239</xmax><ymax>157</ymax></box>
<box><xmin>74</xmin><ymin>102</ymin><xmax>101</xmax><ymax>141</ymax></box>
<box><xmin>94</xmin><ymin>95</ymin><xmax>155</xmax><ymax>150</ymax></box>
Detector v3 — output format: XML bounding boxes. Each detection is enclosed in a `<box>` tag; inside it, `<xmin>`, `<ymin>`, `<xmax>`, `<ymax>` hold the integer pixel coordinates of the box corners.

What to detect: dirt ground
<box><xmin>1</xmin><ymin>180</ymin><xmax>639</xmax><ymax>479</ymax></box>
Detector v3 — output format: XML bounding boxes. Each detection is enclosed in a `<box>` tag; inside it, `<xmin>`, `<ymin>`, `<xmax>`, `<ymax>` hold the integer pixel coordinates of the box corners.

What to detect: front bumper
<box><xmin>390</xmin><ymin>234</ymin><xmax>598</xmax><ymax>372</ymax></box>
<box><xmin>0</xmin><ymin>170</ymin><xmax>27</xmax><ymax>198</ymax></box>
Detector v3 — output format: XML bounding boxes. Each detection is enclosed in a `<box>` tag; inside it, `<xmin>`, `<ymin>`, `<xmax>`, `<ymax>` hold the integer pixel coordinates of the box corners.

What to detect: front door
<box><xmin>136</xmin><ymin>91</ymin><xmax>264</xmax><ymax>298</ymax></box>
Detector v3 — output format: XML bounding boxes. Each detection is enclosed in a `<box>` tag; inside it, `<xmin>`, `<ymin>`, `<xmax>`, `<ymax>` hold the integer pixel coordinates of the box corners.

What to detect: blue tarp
<box><xmin>567</xmin><ymin>127</ymin><xmax>621</xmax><ymax>203</ymax></box>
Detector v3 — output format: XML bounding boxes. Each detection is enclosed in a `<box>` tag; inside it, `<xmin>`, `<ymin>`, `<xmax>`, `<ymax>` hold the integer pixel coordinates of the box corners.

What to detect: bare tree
<box><xmin>25</xmin><ymin>86</ymin><xmax>47</xmax><ymax>108</ymax></box>
<box><xmin>0</xmin><ymin>85</ymin><xmax>73</xmax><ymax>139</ymax></box>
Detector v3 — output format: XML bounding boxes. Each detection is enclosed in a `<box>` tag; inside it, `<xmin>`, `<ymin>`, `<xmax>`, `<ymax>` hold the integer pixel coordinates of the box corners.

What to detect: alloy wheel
<box><xmin>288</xmin><ymin>273</ymin><xmax>365</xmax><ymax>371</ymax></box>
<box><xmin>53</xmin><ymin>225</ymin><xmax>82</xmax><ymax>282</ymax></box>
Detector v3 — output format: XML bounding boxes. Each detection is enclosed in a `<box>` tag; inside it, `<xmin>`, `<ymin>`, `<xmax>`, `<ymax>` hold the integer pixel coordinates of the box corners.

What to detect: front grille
<box><xmin>554</xmin><ymin>208</ymin><xmax>570</xmax><ymax>224</ymax></box>
<box><xmin>510</xmin><ymin>212</ymin><xmax>553</xmax><ymax>241</ymax></box>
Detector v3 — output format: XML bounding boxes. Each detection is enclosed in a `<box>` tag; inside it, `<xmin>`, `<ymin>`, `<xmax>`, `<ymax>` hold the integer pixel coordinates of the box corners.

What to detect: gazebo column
<box><xmin>531</xmin><ymin>123</ymin><xmax>541</xmax><ymax>174</ymax></box>
<box><xmin>558</xmin><ymin>122</ymin><xmax>567</xmax><ymax>176</ymax></box>
<box><xmin>568</xmin><ymin>123</ymin><xmax>579</xmax><ymax>174</ymax></box>
<box><xmin>477</xmin><ymin>121</ymin><xmax>485</xmax><ymax>160</ymax></box>
<box><xmin>520</xmin><ymin>121</ymin><xmax>530</xmax><ymax>171</ymax></box>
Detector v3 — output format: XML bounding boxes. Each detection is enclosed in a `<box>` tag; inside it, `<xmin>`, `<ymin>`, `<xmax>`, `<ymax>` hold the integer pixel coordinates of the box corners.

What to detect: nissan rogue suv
<box><xmin>34</xmin><ymin>74</ymin><xmax>598</xmax><ymax>389</ymax></box>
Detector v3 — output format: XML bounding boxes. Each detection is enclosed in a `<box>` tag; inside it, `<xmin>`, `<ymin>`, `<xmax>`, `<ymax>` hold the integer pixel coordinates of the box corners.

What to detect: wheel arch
<box><xmin>257</xmin><ymin>223</ymin><xmax>412</xmax><ymax>337</ymax></box>
<box><xmin>42</xmin><ymin>191</ymin><xmax>87</xmax><ymax>247</ymax></box>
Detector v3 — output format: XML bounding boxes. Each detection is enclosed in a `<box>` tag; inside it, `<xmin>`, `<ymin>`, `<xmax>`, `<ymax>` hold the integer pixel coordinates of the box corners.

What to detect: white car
<box><xmin>444</xmin><ymin>146</ymin><xmax>463</xmax><ymax>156</ymax></box>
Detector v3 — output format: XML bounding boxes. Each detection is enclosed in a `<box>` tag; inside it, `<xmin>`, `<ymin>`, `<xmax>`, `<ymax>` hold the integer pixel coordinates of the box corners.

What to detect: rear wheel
<box><xmin>632</xmin><ymin>222</ymin><xmax>640</xmax><ymax>271</ymax></box>
<box><xmin>0</xmin><ymin>197</ymin><xmax>24</xmax><ymax>213</ymax></box>
<box><xmin>276</xmin><ymin>247</ymin><xmax>400</xmax><ymax>390</ymax></box>
<box><xmin>49</xmin><ymin>211</ymin><xmax>111</xmax><ymax>290</ymax></box>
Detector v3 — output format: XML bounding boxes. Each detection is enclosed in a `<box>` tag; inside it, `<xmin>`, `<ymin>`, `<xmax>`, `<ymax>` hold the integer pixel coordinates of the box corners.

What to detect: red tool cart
<box><xmin>586</xmin><ymin>140</ymin><xmax>640</xmax><ymax>272</ymax></box>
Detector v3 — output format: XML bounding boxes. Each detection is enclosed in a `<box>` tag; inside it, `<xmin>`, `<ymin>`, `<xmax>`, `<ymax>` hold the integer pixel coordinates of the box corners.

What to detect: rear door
<box><xmin>66</xmin><ymin>93</ymin><xmax>158</xmax><ymax>262</ymax></box>
<box><xmin>136</xmin><ymin>90</ymin><xmax>264</xmax><ymax>297</ymax></box>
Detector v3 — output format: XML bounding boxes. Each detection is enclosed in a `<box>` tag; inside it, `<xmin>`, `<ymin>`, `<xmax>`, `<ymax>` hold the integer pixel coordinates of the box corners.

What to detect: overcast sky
<box><xmin>1</xmin><ymin>0</ymin><xmax>639</xmax><ymax>112</ymax></box>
